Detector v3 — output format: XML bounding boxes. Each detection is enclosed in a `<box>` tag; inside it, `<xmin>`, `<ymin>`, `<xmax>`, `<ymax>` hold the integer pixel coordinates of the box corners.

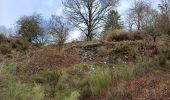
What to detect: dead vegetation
<box><xmin>0</xmin><ymin>35</ymin><xmax>170</xmax><ymax>100</ymax></box>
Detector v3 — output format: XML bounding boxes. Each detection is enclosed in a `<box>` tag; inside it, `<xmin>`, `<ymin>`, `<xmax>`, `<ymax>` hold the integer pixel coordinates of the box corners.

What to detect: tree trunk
<box><xmin>153</xmin><ymin>36</ymin><xmax>156</xmax><ymax>42</ymax></box>
<box><xmin>28</xmin><ymin>38</ymin><xmax>32</xmax><ymax>43</ymax></box>
<box><xmin>86</xmin><ymin>33</ymin><xmax>92</xmax><ymax>41</ymax></box>
<box><xmin>86</xmin><ymin>1</ymin><xmax>93</xmax><ymax>41</ymax></box>
<box><xmin>137</xmin><ymin>12</ymin><xmax>141</xmax><ymax>31</ymax></box>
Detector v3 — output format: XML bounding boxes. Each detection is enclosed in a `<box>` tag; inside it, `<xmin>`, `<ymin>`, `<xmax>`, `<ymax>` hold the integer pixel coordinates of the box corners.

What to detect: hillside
<box><xmin>0</xmin><ymin>36</ymin><xmax>170</xmax><ymax>100</ymax></box>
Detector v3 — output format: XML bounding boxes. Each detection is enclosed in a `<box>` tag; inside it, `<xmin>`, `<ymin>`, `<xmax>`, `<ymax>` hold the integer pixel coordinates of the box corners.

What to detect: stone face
<box><xmin>79</xmin><ymin>45</ymin><xmax>138</xmax><ymax>64</ymax></box>
<box><xmin>80</xmin><ymin>47</ymin><xmax>98</xmax><ymax>62</ymax></box>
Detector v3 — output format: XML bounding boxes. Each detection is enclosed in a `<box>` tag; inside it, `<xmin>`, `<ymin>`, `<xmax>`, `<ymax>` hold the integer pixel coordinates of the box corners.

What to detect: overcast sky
<box><xmin>0</xmin><ymin>0</ymin><xmax>160</xmax><ymax>28</ymax></box>
<box><xmin>0</xmin><ymin>0</ymin><xmax>160</xmax><ymax>40</ymax></box>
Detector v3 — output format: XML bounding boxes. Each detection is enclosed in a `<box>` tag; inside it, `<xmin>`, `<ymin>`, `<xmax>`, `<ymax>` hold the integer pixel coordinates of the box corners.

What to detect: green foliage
<box><xmin>4</xmin><ymin>82</ymin><xmax>44</xmax><ymax>100</ymax></box>
<box><xmin>2</xmin><ymin>63</ymin><xmax>18</xmax><ymax>75</ymax></box>
<box><xmin>103</xmin><ymin>10</ymin><xmax>123</xmax><ymax>33</ymax></box>
<box><xmin>112</xmin><ymin>44</ymin><xmax>129</xmax><ymax>52</ymax></box>
<box><xmin>10</xmin><ymin>38</ymin><xmax>29</xmax><ymax>51</ymax></box>
<box><xmin>17</xmin><ymin>14</ymin><xmax>43</xmax><ymax>43</ymax></box>
<box><xmin>97</xmin><ymin>47</ymin><xmax>110</xmax><ymax>57</ymax></box>
<box><xmin>64</xmin><ymin>91</ymin><xmax>80</xmax><ymax>100</ymax></box>
<box><xmin>129</xmin><ymin>46</ymin><xmax>140</xmax><ymax>59</ymax></box>
<box><xmin>112</xmin><ymin>44</ymin><xmax>140</xmax><ymax>59</ymax></box>
<box><xmin>0</xmin><ymin>62</ymin><xmax>44</xmax><ymax>100</ymax></box>
<box><xmin>113</xmin><ymin>58</ymin><xmax>159</xmax><ymax>81</ymax></box>
<box><xmin>0</xmin><ymin>43</ymin><xmax>12</xmax><ymax>54</ymax></box>
<box><xmin>89</xmin><ymin>67</ymin><xmax>112</xmax><ymax>95</ymax></box>
<box><xmin>34</xmin><ymin>64</ymin><xmax>92</xmax><ymax>99</ymax></box>
<box><xmin>34</xmin><ymin>71</ymin><xmax>60</xmax><ymax>84</ymax></box>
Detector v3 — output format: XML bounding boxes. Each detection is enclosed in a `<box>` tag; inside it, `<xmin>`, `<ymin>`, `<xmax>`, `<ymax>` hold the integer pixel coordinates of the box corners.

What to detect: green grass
<box><xmin>113</xmin><ymin>62</ymin><xmax>135</xmax><ymax>81</ymax></box>
<box><xmin>0</xmin><ymin>57</ymin><xmax>162</xmax><ymax>100</ymax></box>
<box><xmin>89</xmin><ymin>67</ymin><xmax>112</xmax><ymax>95</ymax></box>
<box><xmin>64</xmin><ymin>91</ymin><xmax>80</xmax><ymax>100</ymax></box>
<box><xmin>0</xmin><ymin>62</ymin><xmax>44</xmax><ymax>100</ymax></box>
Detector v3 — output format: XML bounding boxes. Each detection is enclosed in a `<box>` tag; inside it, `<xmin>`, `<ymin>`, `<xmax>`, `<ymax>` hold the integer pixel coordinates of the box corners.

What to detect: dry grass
<box><xmin>19</xmin><ymin>48</ymin><xmax>81</xmax><ymax>75</ymax></box>
<box><xmin>105</xmin><ymin>30</ymin><xmax>144</xmax><ymax>42</ymax></box>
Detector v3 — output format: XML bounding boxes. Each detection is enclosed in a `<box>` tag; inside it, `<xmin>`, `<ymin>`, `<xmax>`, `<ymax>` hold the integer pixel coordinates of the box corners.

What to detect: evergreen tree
<box><xmin>104</xmin><ymin>10</ymin><xmax>123</xmax><ymax>32</ymax></box>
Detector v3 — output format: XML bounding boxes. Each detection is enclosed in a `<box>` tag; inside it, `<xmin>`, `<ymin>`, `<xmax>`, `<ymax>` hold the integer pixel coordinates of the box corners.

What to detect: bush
<box><xmin>0</xmin><ymin>33</ymin><xmax>7</xmax><ymax>44</ymax></box>
<box><xmin>0</xmin><ymin>43</ymin><xmax>12</xmax><ymax>54</ymax></box>
<box><xmin>97</xmin><ymin>47</ymin><xmax>110</xmax><ymax>57</ymax></box>
<box><xmin>130</xmin><ymin>46</ymin><xmax>140</xmax><ymax>58</ymax></box>
<box><xmin>105</xmin><ymin>30</ymin><xmax>143</xmax><ymax>42</ymax></box>
<box><xmin>89</xmin><ymin>67</ymin><xmax>112</xmax><ymax>95</ymax></box>
<box><xmin>11</xmin><ymin>38</ymin><xmax>30</xmax><ymax>51</ymax></box>
<box><xmin>112</xmin><ymin>44</ymin><xmax>129</xmax><ymax>52</ymax></box>
<box><xmin>106</xmin><ymin>31</ymin><xmax>129</xmax><ymax>41</ymax></box>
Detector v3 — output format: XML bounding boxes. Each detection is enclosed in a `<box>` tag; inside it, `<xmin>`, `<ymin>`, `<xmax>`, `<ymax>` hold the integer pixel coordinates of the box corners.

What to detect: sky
<box><xmin>0</xmin><ymin>0</ymin><xmax>160</xmax><ymax>39</ymax></box>
<box><xmin>0</xmin><ymin>0</ymin><xmax>63</xmax><ymax>27</ymax></box>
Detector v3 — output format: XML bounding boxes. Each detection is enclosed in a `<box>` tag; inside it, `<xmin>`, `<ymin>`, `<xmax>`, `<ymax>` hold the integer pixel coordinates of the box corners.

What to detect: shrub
<box><xmin>131</xmin><ymin>31</ymin><xmax>144</xmax><ymax>40</ymax></box>
<box><xmin>10</xmin><ymin>38</ymin><xmax>29</xmax><ymax>51</ymax></box>
<box><xmin>112</xmin><ymin>44</ymin><xmax>129</xmax><ymax>52</ymax></box>
<box><xmin>0</xmin><ymin>43</ymin><xmax>12</xmax><ymax>54</ymax></box>
<box><xmin>129</xmin><ymin>46</ymin><xmax>140</xmax><ymax>59</ymax></box>
<box><xmin>106</xmin><ymin>30</ymin><xmax>143</xmax><ymax>42</ymax></box>
<box><xmin>0</xmin><ymin>33</ymin><xmax>7</xmax><ymax>44</ymax></box>
<box><xmin>111</xmin><ymin>44</ymin><xmax>140</xmax><ymax>60</ymax></box>
<box><xmin>106</xmin><ymin>31</ymin><xmax>129</xmax><ymax>41</ymax></box>
<box><xmin>97</xmin><ymin>47</ymin><xmax>110</xmax><ymax>57</ymax></box>
<box><xmin>89</xmin><ymin>67</ymin><xmax>112</xmax><ymax>95</ymax></box>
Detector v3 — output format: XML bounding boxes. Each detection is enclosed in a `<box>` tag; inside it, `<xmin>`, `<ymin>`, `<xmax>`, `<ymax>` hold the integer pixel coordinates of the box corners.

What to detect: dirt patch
<box><xmin>128</xmin><ymin>74</ymin><xmax>170</xmax><ymax>99</ymax></box>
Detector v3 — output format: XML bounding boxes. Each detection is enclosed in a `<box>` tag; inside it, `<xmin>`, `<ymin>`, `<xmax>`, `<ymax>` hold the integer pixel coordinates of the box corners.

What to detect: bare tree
<box><xmin>0</xmin><ymin>25</ymin><xmax>14</xmax><ymax>37</ymax></box>
<box><xmin>159</xmin><ymin>0</ymin><xmax>170</xmax><ymax>18</ymax></box>
<box><xmin>158</xmin><ymin>0</ymin><xmax>170</xmax><ymax>35</ymax></box>
<box><xmin>126</xmin><ymin>0</ymin><xmax>160</xmax><ymax>41</ymax></box>
<box><xmin>49</xmin><ymin>15</ymin><xmax>69</xmax><ymax>49</ymax></box>
<box><xmin>126</xmin><ymin>12</ymin><xmax>135</xmax><ymax>32</ymax></box>
<box><xmin>63</xmin><ymin>0</ymin><xmax>119</xmax><ymax>41</ymax></box>
<box><xmin>129</xmin><ymin>0</ymin><xmax>151</xmax><ymax>31</ymax></box>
